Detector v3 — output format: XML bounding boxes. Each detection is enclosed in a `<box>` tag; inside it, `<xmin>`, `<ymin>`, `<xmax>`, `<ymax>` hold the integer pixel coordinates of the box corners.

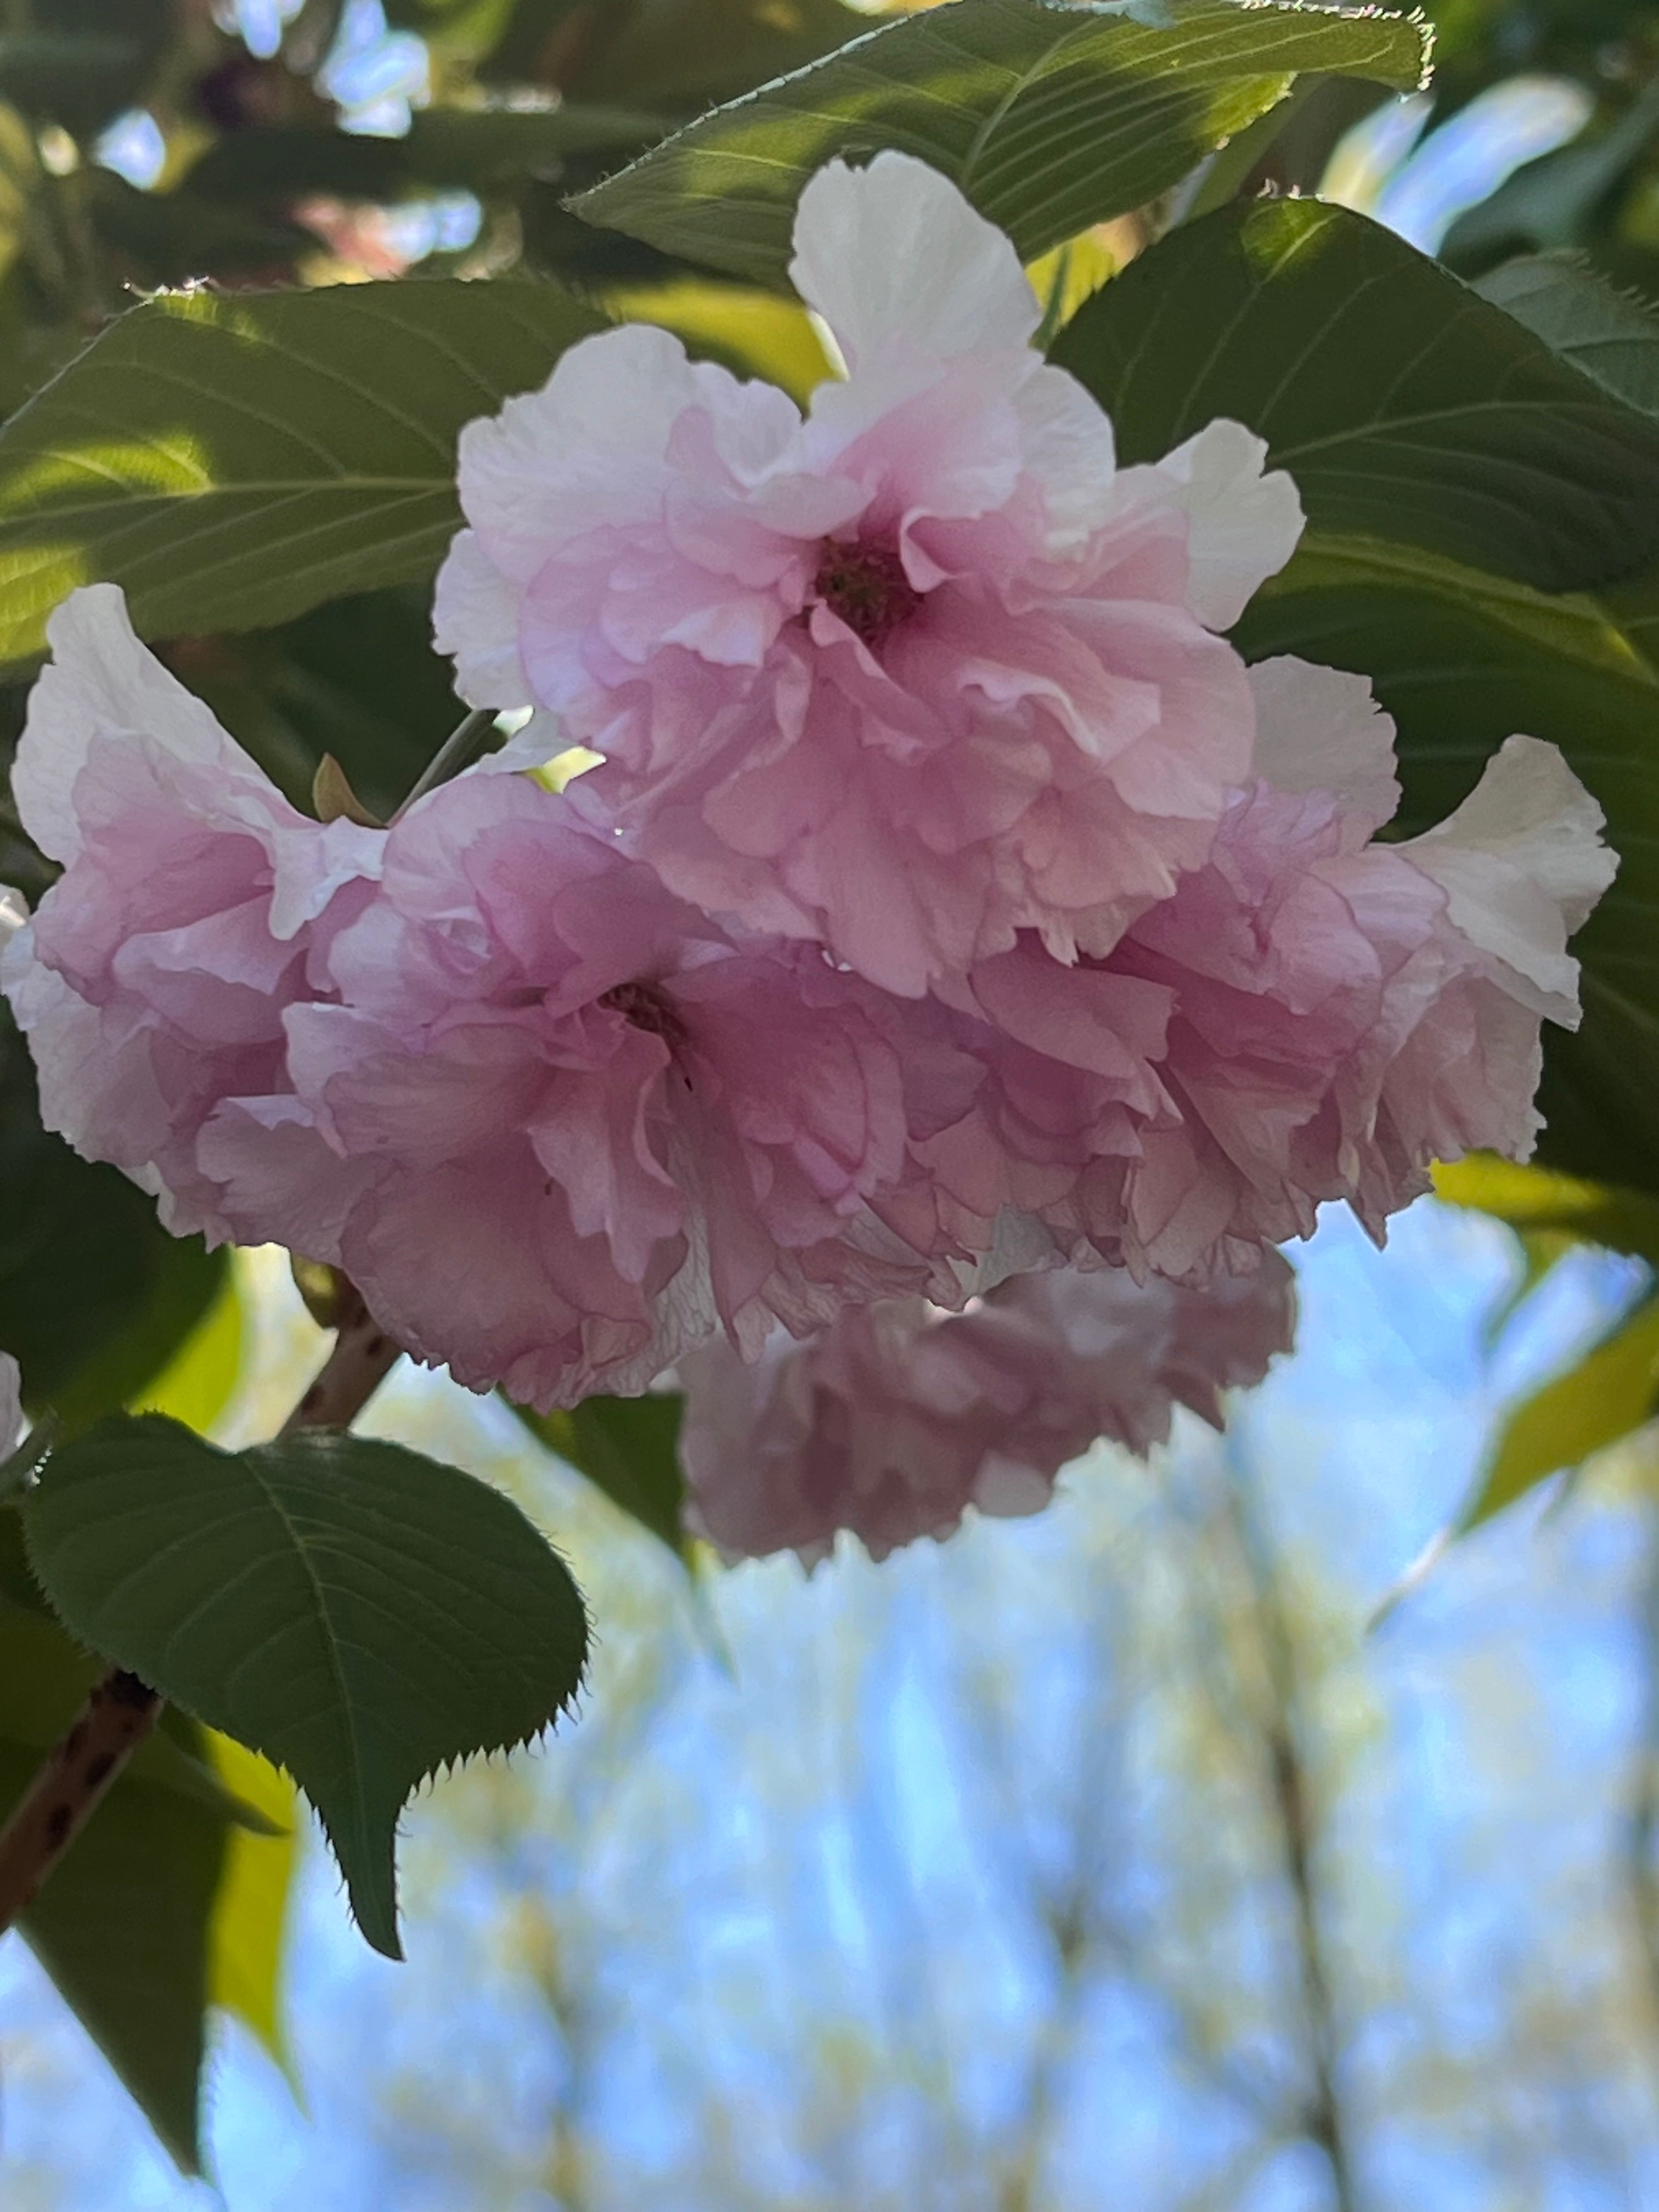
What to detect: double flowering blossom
<box><xmin>0</xmin><ymin>155</ymin><xmax>1616</xmax><ymax>1561</ymax></box>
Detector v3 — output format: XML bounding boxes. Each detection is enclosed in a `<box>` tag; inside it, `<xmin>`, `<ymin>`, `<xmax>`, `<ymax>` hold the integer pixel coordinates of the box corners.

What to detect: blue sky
<box><xmin>4</xmin><ymin>1198</ymin><xmax>1656</xmax><ymax>2210</ymax></box>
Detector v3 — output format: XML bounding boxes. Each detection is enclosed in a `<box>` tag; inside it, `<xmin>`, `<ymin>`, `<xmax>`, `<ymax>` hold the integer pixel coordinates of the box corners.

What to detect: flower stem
<box><xmin>391</xmin><ymin>707</ymin><xmax>499</xmax><ymax>821</ymax></box>
<box><xmin>0</xmin><ymin>1285</ymin><xmax>402</xmax><ymax>1936</ymax></box>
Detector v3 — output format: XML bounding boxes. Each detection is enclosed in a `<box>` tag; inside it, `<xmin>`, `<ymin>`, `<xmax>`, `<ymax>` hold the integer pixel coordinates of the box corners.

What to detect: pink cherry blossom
<box><xmin>868</xmin><ymin>659</ymin><xmax>1613</xmax><ymax>1284</ymax></box>
<box><xmin>207</xmin><ymin>768</ymin><xmax>982</xmax><ymax>1409</ymax></box>
<box><xmin>435</xmin><ymin>151</ymin><xmax>1303</xmax><ymax>995</ymax></box>
<box><xmin>0</xmin><ymin>585</ymin><xmax>383</xmax><ymax>1242</ymax></box>
<box><xmin>679</xmin><ymin>1252</ymin><xmax>1296</xmax><ymax>1565</ymax></box>
<box><xmin>1086</xmin><ymin>663</ymin><xmax>1617</xmax><ymax>1278</ymax></box>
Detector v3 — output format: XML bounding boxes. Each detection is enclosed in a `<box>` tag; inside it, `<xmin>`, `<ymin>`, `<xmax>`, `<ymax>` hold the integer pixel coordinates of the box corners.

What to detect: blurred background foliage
<box><xmin>9</xmin><ymin>0</ymin><xmax>1659</xmax><ymax>2203</ymax></box>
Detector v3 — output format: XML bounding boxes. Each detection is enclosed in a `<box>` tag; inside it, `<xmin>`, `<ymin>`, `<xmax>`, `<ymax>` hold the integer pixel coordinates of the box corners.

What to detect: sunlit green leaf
<box><xmin>1460</xmin><ymin>1293</ymin><xmax>1659</xmax><ymax>1531</ymax></box>
<box><xmin>204</xmin><ymin>1733</ymin><xmax>299</xmax><ymax>2080</ymax></box>
<box><xmin>129</xmin><ymin>1269</ymin><xmax>244</xmax><ymax>1437</ymax></box>
<box><xmin>24</xmin><ymin>1417</ymin><xmax>590</xmax><ymax>1960</ymax></box>
<box><xmin>1051</xmin><ymin>196</ymin><xmax>1659</xmax><ymax>594</ymax></box>
<box><xmin>603</xmin><ymin>277</ymin><xmax>832</xmax><ymax>402</ymax></box>
<box><xmin>0</xmin><ymin>275</ymin><xmax>606</xmax><ymax>669</ymax></box>
<box><xmin>1433</xmin><ymin>1157</ymin><xmax>1659</xmax><ymax>1266</ymax></box>
<box><xmin>572</xmin><ymin>0</ymin><xmax>1428</xmax><ymax>287</ymax></box>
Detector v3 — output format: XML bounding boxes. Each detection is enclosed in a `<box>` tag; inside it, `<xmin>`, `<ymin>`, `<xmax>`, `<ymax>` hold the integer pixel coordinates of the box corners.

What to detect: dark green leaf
<box><xmin>89</xmin><ymin>168</ymin><xmax>309</xmax><ymax>292</ymax></box>
<box><xmin>0</xmin><ymin>274</ymin><xmax>606</xmax><ymax>669</ymax></box>
<box><xmin>0</xmin><ymin>33</ymin><xmax>143</xmax><ymax>130</ymax></box>
<box><xmin>162</xmin><ymin>586</ymin><xmax>473</xmax><ymax>819</ymax></box>
<box><xmin>178</xmin><ymin>105</ymin><xmax>666</xmax><ymax>207</ymax></box>
<box><xmin>1235</xmin><ymin>532</ymin><xmax>1659</xmax><ymax>1194</ymax></box>
<box><xmin>0</xmin><ymin>1606</ymin><xmax>292</xmax><ymax>2171</ymax></box>
<box><xmin>0</xmin><ymin>1005</ymin><xmax>225</xmax><ymax>1418</ymax></box>
<box><xmin>514</xmin><ymin>1390</ymin><xmax>687</xmax><ymax>1560</ymax></box>
<box><xmin>1458</xmin><ymin>1293</ymin><xmax>1659</xmax><ymax>1531</ymax></box>
<box><xmin>1051</xmin><ymin>196</ymin><xmax>1659</xmax><ymax>595</ymax></box>
<box><xmin>46</xmin><ymin>1228</ymin><xmax>228</xmax><ymax>1435</ymax></box>
<box><xmin>572</xmin><ymin>0</ymin><xmax>1429</xmax><ymax>288</ymax></box>
<box><xmin>547</xmin><ymin>0</ymin><xmax>874</xmax><ymax>112</ymax></box>
<box><xmin>24</xmin><ymin>1417</ymin><xmax>590</xmax><ymax>1959</ymax></box>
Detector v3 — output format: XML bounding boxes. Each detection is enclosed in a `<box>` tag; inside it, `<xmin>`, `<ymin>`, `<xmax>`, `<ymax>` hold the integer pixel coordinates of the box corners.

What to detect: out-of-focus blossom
<box><xmin>202</xmin><ymin>770</ymin><xmax>978</xmax><ymax>1408</ymax></box>
<box><xmin>679</xmin><ymin>1254</ymin><xmax>1297</xmax><ymax>1565</ymax></box>
<box><xmin>1</xmin><ymin>586</ymin><xmax>382</xmax><ymax>1242</ymax></box>
<box><xmin>436</xmin><ymin>151</ymin><xmax>1302</xmax><ymax>995</ymax></box>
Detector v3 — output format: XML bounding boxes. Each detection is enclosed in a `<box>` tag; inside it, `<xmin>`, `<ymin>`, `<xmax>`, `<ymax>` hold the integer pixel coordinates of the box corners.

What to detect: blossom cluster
<box><xmin>0</xmin><ymin>155</ymin><xmax>1615</xmax><ymax>1559</ymax></box>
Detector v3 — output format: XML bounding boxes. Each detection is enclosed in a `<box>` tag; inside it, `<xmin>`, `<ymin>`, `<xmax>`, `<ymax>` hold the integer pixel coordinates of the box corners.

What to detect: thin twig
<box><xmin>1220</xmin><ymin>1443</ymin><xmax>1362</xmax><ymax>2212</ymax></box>
<box><xmin>0</xmin><ymin>1286</ymin><xmax>402</xmax><ymax>1936</ymax></box>
<box><xmin>391</xmin><ymin>707</ymin><xmax>499</xmax><ymax>821</ymax></box>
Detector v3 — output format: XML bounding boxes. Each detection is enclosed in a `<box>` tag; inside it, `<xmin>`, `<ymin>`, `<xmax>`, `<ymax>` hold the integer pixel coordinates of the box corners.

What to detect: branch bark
<box><xmin>0</xmin><ymin>1283</ymin><xmax>401</xmax><ymax>1935</ymax></box>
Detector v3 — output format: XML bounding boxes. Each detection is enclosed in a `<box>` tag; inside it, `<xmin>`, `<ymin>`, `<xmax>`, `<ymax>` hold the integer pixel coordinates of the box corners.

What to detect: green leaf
<box><xmin>0</xmin><ymin>1005</ymin><xmax>227</xmax><ymax>1419</ymax></box>
<box><xmin>88</xmin><ymin>169</ymin><xmax>311</xmax><ymax>292</ymax></box>
<box><xmin>166</xmin><ymin>585</ymin><xmax>470</xmax><ymax>819</ymax></box>
<box><xmin>1432</xmin><ymin>1156</ymin><xmax>1659</xmax><ymax>1267</ymax></box>
<box><xmin>0</xmin><ymin>1606</ymin><xmax>293</xmax><ymax>2171</ymax></box>
<box><xmin>129</xmin><ymin>1269</ymin><xmax>245</xmax><ymax>1438</ymax></box>
<box><xmin>1473</xmin><ymin>252</ymin><xmax>1659</xmax><ymax>417</ymax></box>
<box><xmin>178</xmin><ymin>106</ymin><xmax>667</xmax><ymax>207</ymax></box>
<box><xmin>0</xmin><ymin>275</ymin><xmax>606</xmax><ymax>670</ymax></box>
<box><xmin>47</xmin><ymin>1227</ymin><xmax>228</xmax><ymax>1436</ymax></box>
<box><xmin>24</xmin><ymin>1417</ymin><xmax>590</xmax><ymax>1960</ymax></box>
<box><xmin>487</xmin><ymin>0</ymin><xmax>869</xmax><ymax>112</ymax></box>
<box><xmin>1050</xmin><ymin>195</ymin><xmax>1659</xmax><ymax>595</ymax></box>
<box><xmin>204</xmin><ymin>1733</ymin><xmax>300</xmax><ymax>2081</ymax></box>
<box><xmin>603</xmin><ymin>278</ymin><xmax>833</xmax><ymax>404</ymax></box>
<box><xmin>571</xmin><ymin>0</ymin><xmax>1429</xmax><ymax>288</ymax></box>
<box><xmin>1234</xmin><ymin>531</ymin><xmax>1659</xmax><ymax>1194</ymax></box>
<box><xmin>1460</xmin><ymin>1293</ymin><xmax>1659</xmax><ymax>1531</ymax></box>
<box><xmin>514</xmin><ymin>1390</ymin><xmax>687</xmax><ymax>1560</ymax></box>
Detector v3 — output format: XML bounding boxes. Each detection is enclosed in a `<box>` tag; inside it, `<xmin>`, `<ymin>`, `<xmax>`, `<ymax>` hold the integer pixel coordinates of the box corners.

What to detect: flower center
<box><xmin>600</xmin><ymin>979</ymin><xmax>687</xmax><ymax>1051</ymax></box>
<box><xmin>814</xmin><ymin>540</ymin><xmax>921</xmax><ymax>652</ymax></box>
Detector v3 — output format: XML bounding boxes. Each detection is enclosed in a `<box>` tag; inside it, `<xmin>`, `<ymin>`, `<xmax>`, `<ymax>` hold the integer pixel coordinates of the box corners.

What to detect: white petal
<box><xmin>14</xmin><ymin>584</ymin><xmax>264</xmax><ymax>862</ymax></box>
<box><xmin>1248</xmin><ymin>656</ymin><xmax>1401</xmax><ymax>831</ymax></box>
<box><xmin>266</xmin><ymin>816</ymin><xmax>385</xmax><ymax>943</ymax></box>
<box><xmin>0</xmin><ymin>1351</ymin><xmax>20</xmax><ymax>1456</ymax></box>
<box><xmin>1154</xmin><ymin>420</ymin><xmax>1304</xmax><ymax>630</ymax></box>
<box><xmin>789</xmin><ymin>151</ymin><xmax>1040</xmax><ymax>371</ymax></box>
<box><xmin>1012</xmin><ymin>363</ymin><xmax>1120</xmax><ymax>549</ymax></box>
<box><xmin>0</xmin><ymin>885</ymin><xmax>26</xmax><ymax>946</ymax></box>
<box><xmin>1404</xmin><ymin>735</ymin><xmax>1617</xmax><ymax>1021</ymax></box>
<box><xmin>452</xmin><ymin>321</ymin><xmax>707</xmax><ymax>584</ymax></box>
<box><xmin>432</xmin><ymin>529</ymin><xmax>533</xmax><ymax>711</ymax></box>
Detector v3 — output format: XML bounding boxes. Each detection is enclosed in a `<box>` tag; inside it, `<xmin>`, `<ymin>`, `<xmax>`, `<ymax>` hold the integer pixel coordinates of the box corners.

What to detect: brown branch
<box><xmin>0</xmin><ymin>1281</ymin><xmax>402</xmax><ymax>1936</ymax></box>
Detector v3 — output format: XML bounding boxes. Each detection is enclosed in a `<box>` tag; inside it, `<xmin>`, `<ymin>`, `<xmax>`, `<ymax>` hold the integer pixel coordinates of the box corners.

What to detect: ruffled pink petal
<box><xmin>679</xmin><ymin>1252</ymin><xmax>1296</xmax><ymax>1564</ymax></box>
